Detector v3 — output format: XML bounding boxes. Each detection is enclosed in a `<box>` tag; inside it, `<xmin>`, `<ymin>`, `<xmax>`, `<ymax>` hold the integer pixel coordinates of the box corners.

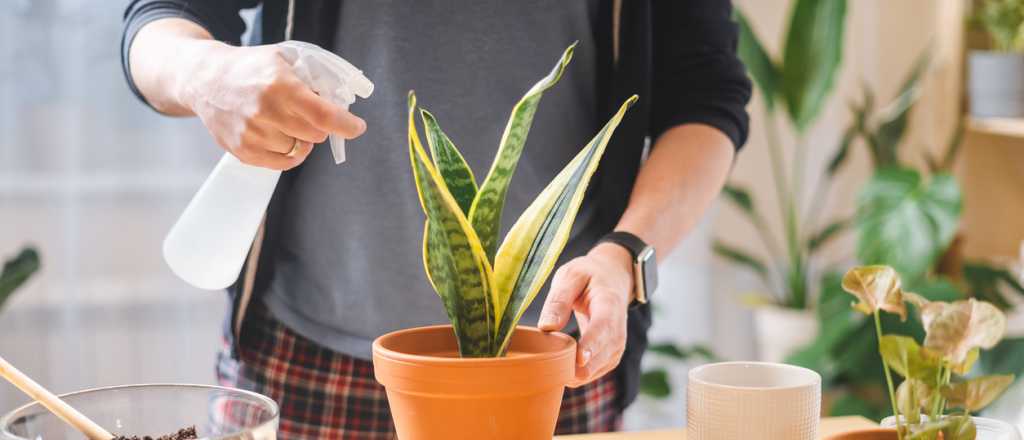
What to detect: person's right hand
<box><xmin>179</xmin><ymin>43</ymin><xmax>367</xmax><ymax>170</ymax></box>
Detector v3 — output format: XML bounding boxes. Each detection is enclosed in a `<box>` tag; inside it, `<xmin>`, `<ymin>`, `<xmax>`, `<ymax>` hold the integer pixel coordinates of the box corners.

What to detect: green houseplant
<box><xmin>1</xmin><ymin>247</ymin><xmax>40</xmax><ymax>311</ymax></box>
<box><xmin>371</xmin><ymin>43</ymin><xmax>638</xmax><ymax>439</ymax></box>
<box><xmin>968</xmin><ymin>0</ymin><xmax>1024</xmax><ymax>117</ymax></box>
<box><xmin>831</xmin><ymin>265</ymin><xmax>1017</xmax><ymax>440</ymax></box>
<box><xmin>790</xmin><ymin>47</ymin><xmax>1024</xmax><ymax>420</ymax></box>
<box><xmin>723</xmin><ymin>0</ymin><xmax>849</xmax><ymax>362</ymax></box>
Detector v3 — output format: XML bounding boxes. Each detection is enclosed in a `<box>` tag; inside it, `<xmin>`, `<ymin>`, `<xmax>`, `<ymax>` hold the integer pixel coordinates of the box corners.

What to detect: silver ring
<box><xmin>286</xmin><ymin>138</ymin><xmax>301</xmax><ymax>157</ymax></box>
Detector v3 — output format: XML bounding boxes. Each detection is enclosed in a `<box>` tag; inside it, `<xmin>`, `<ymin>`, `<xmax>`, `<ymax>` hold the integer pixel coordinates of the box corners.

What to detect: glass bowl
<box><xmin>0</xmin><ymin>384</ymin><xmax>278</xmax><ymax>440</ymax></box>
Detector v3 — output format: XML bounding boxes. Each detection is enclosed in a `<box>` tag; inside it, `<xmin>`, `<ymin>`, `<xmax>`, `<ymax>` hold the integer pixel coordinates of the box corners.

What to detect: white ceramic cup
<box><xmin>687</xmin><ymin>361</ymin><xmax>821</xmax><ymax>440</ymax></box>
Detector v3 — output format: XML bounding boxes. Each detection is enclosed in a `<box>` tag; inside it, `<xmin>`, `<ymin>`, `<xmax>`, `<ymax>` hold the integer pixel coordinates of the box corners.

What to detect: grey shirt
<box><xmin>262</xmin><ymin>0</ymin><xmax>601</xmax><ymax>358</ymax></box>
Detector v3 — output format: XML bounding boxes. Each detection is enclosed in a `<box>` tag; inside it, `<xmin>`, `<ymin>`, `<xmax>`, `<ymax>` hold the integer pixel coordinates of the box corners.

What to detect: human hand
<box><xmin>538</xmin><ymin>242</ymin><xmax>634</xmax><ymax>387</ymax></box>
<box><xmin>179</xmin><ymin>42</ymin><xmax>367</xmax><ymax>170</ymax></box>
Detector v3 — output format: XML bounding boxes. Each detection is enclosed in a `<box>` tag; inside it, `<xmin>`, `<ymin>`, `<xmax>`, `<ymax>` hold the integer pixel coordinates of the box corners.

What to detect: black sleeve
<box><xmin>650</xmin><ymin>0</ymin><xmax>752</xmax><ymax>150</ymax></box>
<box><xmin>120</xmin><ymin>0</ymin><xmax>258</xmax><ymax>108</ymax></box>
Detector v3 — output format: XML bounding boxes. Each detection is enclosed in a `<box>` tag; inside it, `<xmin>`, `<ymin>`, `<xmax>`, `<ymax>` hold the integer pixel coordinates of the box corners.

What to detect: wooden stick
<box><xmin>0</xmin><ymin>355</ymin><xmax>113</xmax><ymax>440</ymax></box>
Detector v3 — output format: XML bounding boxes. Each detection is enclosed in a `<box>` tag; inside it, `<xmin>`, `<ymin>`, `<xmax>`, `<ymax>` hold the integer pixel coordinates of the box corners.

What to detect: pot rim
<box><xmin>372</xmin><ymin>324</ymin><xmax>575</xmax><ymax>367</ymax></box>
<box><xmin>688</xmin><ymin>361</ymin><xmax>821</xmax><ymax>391</ymax></box>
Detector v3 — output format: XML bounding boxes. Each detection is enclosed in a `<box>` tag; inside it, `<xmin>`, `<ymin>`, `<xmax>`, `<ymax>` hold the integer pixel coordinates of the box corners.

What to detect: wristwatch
<box><xmin>596</xmin><ymin>231</ymin><xmax>658</xmax><ymax>305</ymax></box>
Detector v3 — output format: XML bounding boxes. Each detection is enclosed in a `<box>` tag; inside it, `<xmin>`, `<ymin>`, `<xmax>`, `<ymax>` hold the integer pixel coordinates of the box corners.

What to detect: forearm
<box><xmin>128</xmin><ymin>18</ymin><xmax>223</xmax><ymax>116</ymax></box>
<box><xmin>613</xmin><ymin>124</ymin><xmax>735</xmax><ymax>261</ymax></box>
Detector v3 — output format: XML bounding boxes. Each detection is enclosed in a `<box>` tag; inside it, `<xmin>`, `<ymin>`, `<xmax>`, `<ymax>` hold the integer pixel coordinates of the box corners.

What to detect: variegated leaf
<box><xmin>921</xmin><ymin>298</ymin><xmax>1006</xmax><ymax>364</ymax></box>
<box><xmin>470</xmin><ymin>42</ymin><xmax>577</xmax><ymax>261</ymax></box>
<box><xmin>492</xmin><ymin>95</ymin><xmax>638</xmax><ymax>354</ymax></box>
<box><xmin>941</xmin><ymin>374</ymin><xmax>1015</xmax><ymax>412</ymax></box>
<box><xmin>842</xmin><ymin>265</ymin><xmax>908</xmax><ymax>320</ymax></box>
<box><xmin>419</xmin><ymin>109</ymin><xmax>477</xmax><ymax>214</ymax></box>
<box><xmin>408</xmin><ymin>92</ymin><xmax>495</xmax><ymax>356</ymax></box>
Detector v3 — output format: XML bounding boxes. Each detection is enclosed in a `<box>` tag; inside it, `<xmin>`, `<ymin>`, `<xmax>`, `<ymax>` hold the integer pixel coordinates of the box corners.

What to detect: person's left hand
<box><xmin>538</xmin><ymin>242</ymin><xmax>634</xmax><ymax>387</ymax></box>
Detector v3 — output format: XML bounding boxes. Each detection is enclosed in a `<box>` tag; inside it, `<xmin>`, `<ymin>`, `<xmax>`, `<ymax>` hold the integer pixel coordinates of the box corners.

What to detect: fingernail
<box><xmin>538</xmin><ymin>313</ymin><xmax>557</xmax><ymax>329</ymax></box>
<box><xmin>580</xmin><ymin>349</ymin><xmax>592</xmax><ymax>366</ymax></box>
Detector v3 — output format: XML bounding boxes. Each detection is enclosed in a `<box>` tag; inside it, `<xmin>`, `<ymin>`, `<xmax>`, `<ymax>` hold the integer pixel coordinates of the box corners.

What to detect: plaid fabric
<box><xmin>217</xmin><ymin>300</ymin><xmax>622</xmax><ymax>439</ymax></box>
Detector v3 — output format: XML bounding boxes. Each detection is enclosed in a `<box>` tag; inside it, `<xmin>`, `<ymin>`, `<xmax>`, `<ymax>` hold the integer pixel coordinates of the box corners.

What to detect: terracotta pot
<box><xmin>824</xmin><ymin>428</ymin><xmax>900</xmax><ymax>440</ymax></box>
<box><xmin>372</xmin><ymin>325</ymin><xmax>576</xmax><ymax>440</ymax></box>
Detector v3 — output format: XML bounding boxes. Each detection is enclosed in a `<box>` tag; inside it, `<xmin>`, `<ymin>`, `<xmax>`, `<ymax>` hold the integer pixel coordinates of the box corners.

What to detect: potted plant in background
<box><xmin>789</xmin><ymin>45</ymin><xmax>1024</xmax><ymax>420</ymax></box>
<box><xmin>370</xmin><ymin>43</ymin><xmax>638</xmax><ymax>439</ymax></box>
<box><xmin>968</xmin><ymin>0</ymin><xmax>1024</xmax><ymax>118</ymax></box>
<box><xmin>723</xmin><ymin>0</ymin><xmax>848</xmax><ymax>362</ymax></box>
<box><xmin>827</xmin><ymin>265</ymin><xmax>1018</xmax><ymax>440</ymax></box>
<box><xmin>1</xmin><ymin>247</ymin><xmax>40</xmax><ymax>312</ymax></box>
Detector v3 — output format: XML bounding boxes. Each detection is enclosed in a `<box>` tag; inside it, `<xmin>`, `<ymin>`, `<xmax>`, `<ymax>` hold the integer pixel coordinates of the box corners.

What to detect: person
<box><xmin>121</xmin><ymin>0</ymin><xmax>751</xmax><ymax>437</ymax></box>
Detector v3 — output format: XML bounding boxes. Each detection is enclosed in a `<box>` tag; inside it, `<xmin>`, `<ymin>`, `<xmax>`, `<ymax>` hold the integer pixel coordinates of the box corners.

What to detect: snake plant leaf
<box><xmin>896</xmin><ymin>378</ymin><xmax>931</xmax><ymax>424</ymax></box>
<box><xmin>941</xmin><ymin>416</ymin><xmax>976</xmax><ymax>440</ymax></box>
<box><xmin>419</xmin><ymin>109</ymin><xmax>477</xmax><ymax>215</ymax></box>
<box><xmin>492</xmin><ymin>95</ymin><xmax>638</xmax><ymax>353</ymax></box>
<box><xmin>855</xmin><ymin>169</ymin><xmax>962</xmax><ymax>283</ymax></box>
<box><xmin>941</xmin><ymin>374</ymin><xmax>1015</xmax><ymax>412</ymax></box>
<box><xmin>920</xmin><ymin>298</ymin><xmax>1006</xmax><ymax>364</ymax></box>
<box><xmin>878</xmin><ymin>335</ymin><xmax>941</xmax><ymax>384</ymax></box>
<box><xmin>735</xmin><ymin>9</ymin><xmax>781</xmax><ymax>110</ymax></box>
<box><xmin>781</xmin><ymin>0</ymin><xmax>847</xmax><ymax>131</ymax></box>
<box><xmin>408</xmin><ymin>92</ymin><xmax>495</xmax><ymax>356</ymax></box>
<box><xmin>470</xmin><ymin>42</ymin><xmax>576</xmax><ymax>261</ymax></box>
<box><xmin>0</xmin><ymin>248</ymin><xmax>40</xmax><ymax>311</ymax></box>
<box><xmin>842</xmin><ymin>265</ymin><xmax>908</xmax><ymax>320</ymax></box>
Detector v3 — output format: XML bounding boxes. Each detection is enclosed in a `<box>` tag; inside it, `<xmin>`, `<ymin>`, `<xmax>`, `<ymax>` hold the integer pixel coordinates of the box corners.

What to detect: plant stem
<box><xmin>875</xmin><ymin>311</ymin><xmax>903</xmax><ymax>440</ymax></box>
<box><xmin>763</xmin><ymin>108</ymin><xmax>800</xmax><ymax>304</ymax></box>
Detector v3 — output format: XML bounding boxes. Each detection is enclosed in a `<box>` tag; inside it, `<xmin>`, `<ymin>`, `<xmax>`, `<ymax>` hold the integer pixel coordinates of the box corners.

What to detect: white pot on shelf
<box><xmin>752</xmin><ymin>304</ymin><xmax>817</xmax><ymax>363</ymax></box>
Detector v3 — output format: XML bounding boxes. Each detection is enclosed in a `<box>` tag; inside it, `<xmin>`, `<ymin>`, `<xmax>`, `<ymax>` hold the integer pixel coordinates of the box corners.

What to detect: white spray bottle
<box><xmin>163</xmin><ymin>41</ymin><xmax>373</xmax><ymax>290</ymax></box>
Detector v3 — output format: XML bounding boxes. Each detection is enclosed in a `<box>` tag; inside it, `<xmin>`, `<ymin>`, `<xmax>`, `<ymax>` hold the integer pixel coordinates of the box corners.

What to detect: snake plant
<box><xmin>407</xmin><ymin>42</ymin><xmax>638</xmax><ymax>357</ymax></box>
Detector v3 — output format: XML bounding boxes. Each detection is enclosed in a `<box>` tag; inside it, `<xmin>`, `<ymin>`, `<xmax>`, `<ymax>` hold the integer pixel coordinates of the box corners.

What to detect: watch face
<box><xmin>638</xmin><ymin>246</ymin><xmax>657</xmax><ymax>298</ymax></box>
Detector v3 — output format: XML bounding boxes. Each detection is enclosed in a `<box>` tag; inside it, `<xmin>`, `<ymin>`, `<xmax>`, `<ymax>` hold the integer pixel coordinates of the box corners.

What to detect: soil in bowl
<box><xmin>111</xmin><ymin>426</ymin><xmax>198</xmax><ymax>440</ymax></box>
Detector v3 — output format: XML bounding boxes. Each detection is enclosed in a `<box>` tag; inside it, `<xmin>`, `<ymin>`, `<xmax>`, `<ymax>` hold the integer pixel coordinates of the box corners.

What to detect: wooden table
<box><xmin>556</xmin><ymin>416</ymin><xmax>876</xmax><ymax>439</ymax></box>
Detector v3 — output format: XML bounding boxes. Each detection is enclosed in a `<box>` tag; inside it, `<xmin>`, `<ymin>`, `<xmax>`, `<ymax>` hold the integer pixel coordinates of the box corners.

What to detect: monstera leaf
<box><xmin>855</xmin><ymin>168</ymin><xmax>962</xmax><ymax>283</ymax></box>
<box><xmin>941</xmin><ymin>375</ymin><xmax>1015</xmax><ymax>412</ymax></box>
<box><xmin>842</xmin><ymin>265</ymin><xmax>908</xmax><ymax>320</ymax></box>
<box><xmin>920</xmin><ymin>298</ymin><xmax>1006</xmax><ymax>365</ymax></box>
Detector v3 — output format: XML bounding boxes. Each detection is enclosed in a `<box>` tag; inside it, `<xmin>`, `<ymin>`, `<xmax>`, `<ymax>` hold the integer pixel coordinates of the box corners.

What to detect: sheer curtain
<box><xmin>0</xmin><ymin>1</ymin><xmax>225</xmax><ymax>411</ymax></box>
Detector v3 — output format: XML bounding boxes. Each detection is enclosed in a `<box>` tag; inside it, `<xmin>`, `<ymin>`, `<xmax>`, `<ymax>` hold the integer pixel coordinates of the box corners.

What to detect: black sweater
<box><xmin>121</xmin><ymin>0</ymin><xmax>751</xmax><ymax>410</ymax></box>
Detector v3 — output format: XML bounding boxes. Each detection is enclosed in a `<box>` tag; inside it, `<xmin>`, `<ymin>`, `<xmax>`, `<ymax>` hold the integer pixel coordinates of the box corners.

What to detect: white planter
<box><xmin>881</xmin><ymin>415</ymin><xmax>1022</xmax><ymax>440</ymax></box>
<box><xmin>968</xmin><ymin>50</ymin><xmax>1024</xmax><ymax>118</ymax></box>
<box><xmin>752</xmin><ymin>305</ymin><xmax>817</xmax><ymax>363</ymax></box>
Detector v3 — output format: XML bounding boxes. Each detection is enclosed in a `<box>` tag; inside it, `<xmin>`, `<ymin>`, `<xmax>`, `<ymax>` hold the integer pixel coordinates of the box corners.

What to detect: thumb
<box><xmin>539</xmin><ymin>263</ymin><xmax>589</xmax><ymax>331</ymax></box>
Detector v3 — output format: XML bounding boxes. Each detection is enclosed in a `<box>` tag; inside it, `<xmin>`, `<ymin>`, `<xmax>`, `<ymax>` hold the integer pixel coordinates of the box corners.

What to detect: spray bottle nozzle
<box><xmin>278</xmin><ymin>41</ymin><xmax>374</xmax><ymax>164</ymax></box>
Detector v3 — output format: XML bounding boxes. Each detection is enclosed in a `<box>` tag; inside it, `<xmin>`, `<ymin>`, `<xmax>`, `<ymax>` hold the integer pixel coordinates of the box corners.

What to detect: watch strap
<box><xmin>596</xmin><ymin>231</ymin><xmax>647</xmax><ymax>258</ymax></box>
